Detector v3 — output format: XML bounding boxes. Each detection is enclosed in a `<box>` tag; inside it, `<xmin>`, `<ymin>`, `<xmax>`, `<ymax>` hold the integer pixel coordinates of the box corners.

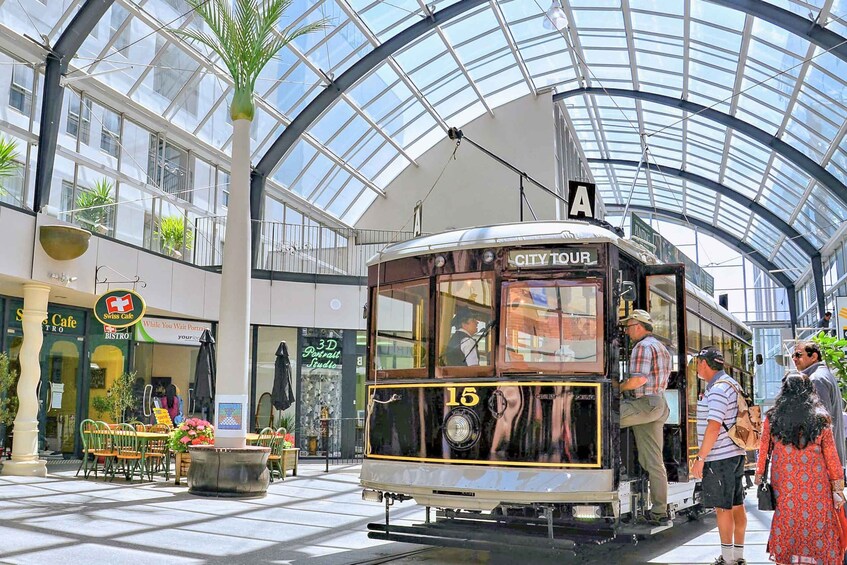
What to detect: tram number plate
<box><xmin>444</xmin><ymin>387</ymin><xmax>480</xmax><ymax>407</ymax></box>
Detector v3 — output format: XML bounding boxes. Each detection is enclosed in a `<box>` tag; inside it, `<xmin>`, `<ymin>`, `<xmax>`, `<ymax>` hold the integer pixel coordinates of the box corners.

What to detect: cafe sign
<box><xmin>507</xmin><ymin>248</ymin><xmax>599</xmax><ymax>269</ymax></box>
<box><xmin>301</xmin><ymin>336</ymin><xmax>342</xmax><ymax>369</ymax></box>
<box><xmin>93</xmin><ymin>289</ymin><xmax>146</xmax><ymax>328</ymax></box>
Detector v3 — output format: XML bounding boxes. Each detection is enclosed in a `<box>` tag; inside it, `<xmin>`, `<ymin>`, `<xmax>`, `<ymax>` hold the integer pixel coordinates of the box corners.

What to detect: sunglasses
<box><xmin>792</xmin><ymin>352</ymin><xmax>807</xmax><ymax>358</ymax></box>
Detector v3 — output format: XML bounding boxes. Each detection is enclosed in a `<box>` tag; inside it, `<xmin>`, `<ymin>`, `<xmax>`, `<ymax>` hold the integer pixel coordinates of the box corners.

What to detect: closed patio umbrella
<box><xmin>272</xmin><ymin>341</ymin><xmax>295</xmax><ymax>412</ymax></box>
<box><xmin>194</xmin><ymin>329</ymin><xmax>216</xmax><ymax>421</ymax></box>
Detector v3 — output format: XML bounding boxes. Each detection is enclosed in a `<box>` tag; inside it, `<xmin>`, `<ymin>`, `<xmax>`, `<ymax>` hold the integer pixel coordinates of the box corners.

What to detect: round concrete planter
<box><xmin>39</xmin><ymin>225</ymin><xmax>91</xmax><ymax>260</ymax></box>
<box><xmin>187</xmin><ymin>445</ymin><xmax>270</xmax><ymax>498</ymax></box>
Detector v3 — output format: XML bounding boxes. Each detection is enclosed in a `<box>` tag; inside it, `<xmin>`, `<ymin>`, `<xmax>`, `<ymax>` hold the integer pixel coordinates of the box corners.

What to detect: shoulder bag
<box><xmin>757</xmin><ymin>436</ymin><xmax>776</xmax><ymax>511</ymax></box>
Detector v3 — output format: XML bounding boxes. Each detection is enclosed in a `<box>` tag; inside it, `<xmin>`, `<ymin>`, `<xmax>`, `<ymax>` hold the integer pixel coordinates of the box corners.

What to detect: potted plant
<box><xmin>0</xmin><ymin>136</ymin><xmax>21</xmax><ymax>198</ymax></box>
<box><xmin>155</xmin><ymin>215</ymin><xmax>194</xmax><ymax>259</ymax></box>
<box><xmin>0</xmin><ymin>352</ymin><xmax>19</xmax><ymax>463</ymax></box>
<box><xmin>169</xmin><ymin>417</ymin><xmax>214</xmax><ymax>484</ymax></box>
<box><xmin>90</xmin><ymin>394</ymin><xmax>112</xmax><ymax>421</ymax></box>
<box><xmin>108</xmin><ymin>371</ymin><xmax>137</xmax><ymax>424</ymax></box>
<box><xmin>75</xmin><ymin>178</ymin><xmax>115</xmax><ymax>234</ymax></box>
<box><xmin>812</xmin><ymin>331</ymin><xmax>847</xmax><ymax>401</ymax></box>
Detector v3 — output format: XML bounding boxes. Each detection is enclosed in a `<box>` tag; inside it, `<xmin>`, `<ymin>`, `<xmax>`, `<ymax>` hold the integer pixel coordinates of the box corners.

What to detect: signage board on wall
<box><xmin>8</xmin><ymin>300</ymin><xmax>86</xmax><ymax>335</ymax></box>
<box><xmin>837</xmin><ymin>296</ymin><xmax>847</xmax><ymax>340</ymax></box>
<box><xmin>301</xmin><ymin>336</ymin><xmax>342</xmax><ymax>369</ymax></box>
<box><xmin>93</xmin><ymin>289</ymin><xmax>146</xmax><ymax>328</ymax></box>
<box><xmin>134</xmin><ymin>317</ymin><xmax>212</xmax><ymax>345</ymax></box>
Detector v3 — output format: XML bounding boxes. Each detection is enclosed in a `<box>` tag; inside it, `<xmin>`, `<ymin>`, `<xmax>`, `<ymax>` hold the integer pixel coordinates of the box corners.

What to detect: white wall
<box><xmin>356</xmin><ymin>92</ymin><xmax>558</xmax><ymax>233</ymax></box>
<box><xmin>3</xmin><ymin>207</ymin><xmax>367</xmax><ymax>330</ymax></box>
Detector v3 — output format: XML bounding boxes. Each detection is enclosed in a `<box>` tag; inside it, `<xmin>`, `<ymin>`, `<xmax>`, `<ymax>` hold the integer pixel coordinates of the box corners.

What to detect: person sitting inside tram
<box><xmin>444</xmin><ymin>308</ymin><xmax>482</xmax><ymax>366</ymax></box>
<box><xmin>620</xmin><ymin>309</ymin><xmax>672</xmax><ymax>526</ymax></box>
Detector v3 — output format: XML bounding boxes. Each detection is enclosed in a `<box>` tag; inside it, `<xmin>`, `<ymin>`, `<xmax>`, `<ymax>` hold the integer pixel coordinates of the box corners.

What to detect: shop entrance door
<box><xmin>38</xmin><ymin>334</ymin><xmax>83</xmax><ymax>456</ymax></box>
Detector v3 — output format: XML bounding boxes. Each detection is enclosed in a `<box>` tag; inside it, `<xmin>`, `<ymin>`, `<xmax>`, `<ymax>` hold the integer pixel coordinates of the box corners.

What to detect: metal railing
<box><xmin>298</xmin><ymin>418</ymin><xmax>364</xmax><ymax>465</ymax></box>
<box><xmin>194</xmin><ymin>216</ymin><xmax>417</xmax><ymax>276</ymax></box>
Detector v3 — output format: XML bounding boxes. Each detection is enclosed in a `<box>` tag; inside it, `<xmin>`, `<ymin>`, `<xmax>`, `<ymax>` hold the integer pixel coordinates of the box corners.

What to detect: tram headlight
<box><xmin>443</xmin><ymin>407</ymin><xmax>480</xmax><ymax>451</ymax></box>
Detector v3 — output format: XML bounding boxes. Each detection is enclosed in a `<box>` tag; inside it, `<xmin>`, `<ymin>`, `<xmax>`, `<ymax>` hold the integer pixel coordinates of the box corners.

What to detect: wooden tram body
<box><xmin>360</xmin><ymin>221</ymin><xmax>754</xmax><ymax>547</ymax></box>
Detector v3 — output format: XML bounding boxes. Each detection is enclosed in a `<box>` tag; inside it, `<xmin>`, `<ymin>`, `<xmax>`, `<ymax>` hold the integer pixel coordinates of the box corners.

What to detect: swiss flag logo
<box><xmin>105</xmin><ymin>294</ymin><xmax>133</xmax><ymax>314</ymax></box>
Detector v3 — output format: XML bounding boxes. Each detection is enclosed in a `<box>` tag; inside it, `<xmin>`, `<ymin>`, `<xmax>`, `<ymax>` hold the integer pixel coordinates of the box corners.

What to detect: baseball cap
<box><xmin>622</xmin><ymin>309</ymin><xmax>652</xmax><ymax>325</ymax></box>
<box><xmin>696</xmin><ymin>346</ymin><xmax>725</xmax><ymax>364</ymax></box>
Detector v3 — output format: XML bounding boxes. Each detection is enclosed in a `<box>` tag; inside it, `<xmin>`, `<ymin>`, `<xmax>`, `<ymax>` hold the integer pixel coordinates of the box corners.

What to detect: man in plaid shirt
<box><xmin>621</xmin><ymin>309</ymin><xmax>672</xmax><ymax>525</ymax></box>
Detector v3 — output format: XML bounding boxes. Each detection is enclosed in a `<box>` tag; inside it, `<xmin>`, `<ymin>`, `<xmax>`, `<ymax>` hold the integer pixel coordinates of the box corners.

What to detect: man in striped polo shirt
<box><xmin>691</xmin><ymin>346</ymin><xmax>747</xmax><ymax>565</ymax></box>
<box><xmin>620</xmin><ymin>309</ymin><xmax>671</xmax><ymax>526</ymax></box>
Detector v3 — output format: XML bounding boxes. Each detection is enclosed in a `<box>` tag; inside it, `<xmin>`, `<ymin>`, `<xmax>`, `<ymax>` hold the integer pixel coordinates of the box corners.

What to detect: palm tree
<box><xmin>173</xmin><ymin>0</ymin><xmax>326</xmax><ymax>448</ymax></box>
<box><xmin>75</xmin><ymin>178</ymin><xmax>115</xmax><ymax>234</ymax></box>
<box><xmin>0</xmin><ymin>136</ymin><xmax>21</xmax><ymax>197</ymax></box>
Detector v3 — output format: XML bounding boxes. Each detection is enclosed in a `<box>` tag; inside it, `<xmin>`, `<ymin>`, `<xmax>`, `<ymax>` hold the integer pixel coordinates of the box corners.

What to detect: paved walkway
<box><xmin>0</xmin><ymin>462</ymin><xmax>775</xmax><ymax>564</ymax></box>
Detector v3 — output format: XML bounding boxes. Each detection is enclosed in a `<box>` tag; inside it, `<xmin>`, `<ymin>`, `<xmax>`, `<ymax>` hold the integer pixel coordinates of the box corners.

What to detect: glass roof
<box><xmin>3</xmin><ymin>0</ymin><xmax>847</xmax><ymax>281</ymax></box>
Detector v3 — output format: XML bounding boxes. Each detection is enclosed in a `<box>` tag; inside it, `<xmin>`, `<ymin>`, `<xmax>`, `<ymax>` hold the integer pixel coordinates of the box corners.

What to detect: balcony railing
<box><xmin>193</xmin><ymin>216</ymin><xmax>417</xmax><ymax>277</ymax></box>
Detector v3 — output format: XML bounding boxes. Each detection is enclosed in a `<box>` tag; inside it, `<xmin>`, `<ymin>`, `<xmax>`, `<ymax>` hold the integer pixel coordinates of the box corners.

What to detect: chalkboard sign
<box><xmin>301</xmin><ymin>336</ymin><xmax>342</xmax><ymax>369</ymax></box>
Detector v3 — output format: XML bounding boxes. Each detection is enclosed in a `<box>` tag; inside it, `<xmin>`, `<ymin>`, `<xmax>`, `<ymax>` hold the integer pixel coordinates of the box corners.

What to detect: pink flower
<box><xmin>180</xmin><ymin>436</ymin><xmax>191</xmax><ymax>444</ymax></box>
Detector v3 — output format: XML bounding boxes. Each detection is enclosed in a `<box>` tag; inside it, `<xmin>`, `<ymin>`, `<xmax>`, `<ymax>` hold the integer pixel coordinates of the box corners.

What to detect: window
<box><xmin>218</xmin><ymin>170</ymin><xmax>230</xmax><ymax>208</ymax></box>
<box><xmin>110</xmin><ymin>4</ymin><xmax>130</xmax><ymax>52</ymax></box>
<box><xmin>9</xmin><ymin>64</ymin><xmax>33</xmax><ymax>115</ymax></box>
<box><xmin>500</xmin><ymin>280</ymin><xmax>603</xmax><ymax>373</ymax></box>
<box><xmin>374</xmin><ymin>281</ymin><xmax>429</xmax><ymax>377</ymax></box>
<box><xmin>152</xmin><ymin>38</ymin><xmax>198</xmax><ymax>115</ymax></box>
<box><xmin>67</xmin><ymin>91</ymin><xmax>92</xmax><ymax>145</ymax></box>
<box><xmin>436</xmin><ymin>274</ymin><xmax>494</xmax><ymax>374</ymax></box>
<box><xmin>147</xmin><ymin>135</ymin><xmax>192</xmax><ymax>201</ymax></box>
<box><xmin>61</xmin><ymin>180</ymin><xmax>75</xmax><ymax>216</ymax></box>
<box><xmin>100</xmin><ymin>106</ymin><xmax>121</xmax><ymax>158</ymax></box>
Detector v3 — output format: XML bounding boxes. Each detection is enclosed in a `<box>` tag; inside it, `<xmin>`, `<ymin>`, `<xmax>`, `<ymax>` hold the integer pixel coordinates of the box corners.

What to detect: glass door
<box><xmin>38</xmin><ymin>334</ymin><xmax>83</xmax><ymax>456</ymax></box>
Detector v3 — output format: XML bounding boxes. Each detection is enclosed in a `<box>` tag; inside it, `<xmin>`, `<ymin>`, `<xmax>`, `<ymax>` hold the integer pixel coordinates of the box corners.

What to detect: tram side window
<box><xmin>436</xmin><ymin>275</ymin><xmax>494</xmax><ymax>372</ymax></box>
<box><xmin>646</xmin><ymin>274</ymin><xmax>679</xmax><ymax>370</ymax></box>
<box><xmin>374</xmin><ymin>282</ymin><xmax>429</xmax><ymax>377</ymax></box>
<box><xmin>500</xmin><ymin>280</ymin><xmax>603</xmax><ymax>373</ymax></box>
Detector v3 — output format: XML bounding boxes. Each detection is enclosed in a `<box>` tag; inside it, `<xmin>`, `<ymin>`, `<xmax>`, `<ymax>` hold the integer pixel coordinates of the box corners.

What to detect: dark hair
<box><xmin>165</xmin><ymin>383</ymin><xmax>177</xmax><ymax>409</ymax></box>
<box><xmin>796</xmin><ymin>340</ymin><xmax>822</xmax><ymax>363</ymax></box>
<box><xmin>766</xmin><ymin>371</ymin><xmax>830</xmax><ymax>449</ymax></box>
<box><xmin>825</xmin><ymin>311</ymin><xmax>832</xmax><ymax>317</ymax></box>
<box><xmin>452</xmin><ymin>308</ymin><xmax>478</xmax><ymax>327</ymax></box>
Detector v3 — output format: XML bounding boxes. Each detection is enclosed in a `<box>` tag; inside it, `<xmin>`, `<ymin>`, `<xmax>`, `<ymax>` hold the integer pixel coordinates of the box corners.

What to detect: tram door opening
<box><xmin>641</xmin><ymin>265</ymin><xmax>688</xmax><ymax>483</ymax></box>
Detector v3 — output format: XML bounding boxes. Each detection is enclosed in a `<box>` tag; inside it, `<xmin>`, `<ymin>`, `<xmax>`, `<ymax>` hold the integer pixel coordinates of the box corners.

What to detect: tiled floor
<box><xmin>0</xmin><ymin>463</ymin><xmax>775</xmax><ymax>565</ymax></box>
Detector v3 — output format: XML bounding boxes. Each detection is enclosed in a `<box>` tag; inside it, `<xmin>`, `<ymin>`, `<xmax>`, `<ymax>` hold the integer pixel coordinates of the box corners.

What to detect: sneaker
<box><xmin>711</xmin><ymin>558</ymin><xmax>728</xmax><ymax>565</ymax></box>
<box><xmin>734</xmin><ymin>559</ymin><xmax>747</xmax><ymax>565</ymax></box>
<box><xmin>646</xmin><ymin>512</ymin><xmax>670</xmax><ymax>526</ymax></box>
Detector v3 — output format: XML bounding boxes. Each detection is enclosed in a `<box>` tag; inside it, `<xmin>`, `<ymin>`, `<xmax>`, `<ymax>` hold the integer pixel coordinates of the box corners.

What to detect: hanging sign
<box><xmin>93</xmin><ymin>289</ymin><xmax>146</xmax><ymax>328</ymax></box>
<box><xmin>301</xmin><ymin>336</ymin><xmax>342</xmax><ymax>369</ymax></box>
<box><xmin>567</xmin><ymin>181</ymin><xmax>597</xmax><ymax>220</ymax></box>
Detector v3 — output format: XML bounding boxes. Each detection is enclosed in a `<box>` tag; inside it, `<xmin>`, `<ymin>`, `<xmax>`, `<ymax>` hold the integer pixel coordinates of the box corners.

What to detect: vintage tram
<box><xmin>360</xmin><ymin>221</ymin><xmax>754</xmax><ymax>549</ymax></box>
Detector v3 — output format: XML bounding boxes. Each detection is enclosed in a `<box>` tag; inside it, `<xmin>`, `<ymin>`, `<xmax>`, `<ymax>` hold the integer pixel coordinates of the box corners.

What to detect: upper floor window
<box><xmin>147</xmin><ymin>135</ymin><xmax>192</xmax><ymax>201</ymax></box>
<box><xmin>67</xmin><ymin>91</ymin><xmax>92</xmax><ymax>145</ymax></box>
<box><xmin>100</xmin><ymin>106</ymin><xmax>121</xmax><ymax>158</ymax></box>
<box><xmin>9</xmin><ymin>64</ymin><xmax>33</xmax><ymax>115</ymax></box>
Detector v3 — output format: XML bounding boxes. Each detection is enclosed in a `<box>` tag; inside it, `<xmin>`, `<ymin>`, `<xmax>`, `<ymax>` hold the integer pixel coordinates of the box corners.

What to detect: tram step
<box><xmin>616</xmin><ymin>521</ymin><xmax>674</xmax><ymax>536</ymax></box>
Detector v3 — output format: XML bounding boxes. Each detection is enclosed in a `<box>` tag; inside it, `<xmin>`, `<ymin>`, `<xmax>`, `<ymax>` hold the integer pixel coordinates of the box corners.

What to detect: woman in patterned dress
<box><xmin>755</xmin><ymin>372</ymin><xmax>845</xmax><ymax>565</ymax></box>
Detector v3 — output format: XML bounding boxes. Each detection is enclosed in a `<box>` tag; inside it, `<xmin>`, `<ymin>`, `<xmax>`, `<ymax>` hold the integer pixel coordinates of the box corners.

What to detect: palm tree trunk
<box><xmin>214</xmin><ymin>118</ymin><xmax>252</xmax><ymax>448</ymax></box>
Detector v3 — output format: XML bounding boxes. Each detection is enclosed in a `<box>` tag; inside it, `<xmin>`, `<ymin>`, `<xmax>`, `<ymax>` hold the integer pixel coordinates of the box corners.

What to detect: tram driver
<box><xmin>620</xmin><ymin>309</ymin><xmax>672</xmax><ymax>526</ymax></box>
<box><xmin>444</xmin><ymin>308</ymin><xmax>483</xmax><ymax>366</ymax></box>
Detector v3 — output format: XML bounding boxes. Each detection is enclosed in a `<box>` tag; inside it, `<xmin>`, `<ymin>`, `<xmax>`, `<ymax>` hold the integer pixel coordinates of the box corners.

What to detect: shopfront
<box><xmin>132</xmin><ymin>317</ymin><xmax>214</xmax><ymax>425</ymax></box>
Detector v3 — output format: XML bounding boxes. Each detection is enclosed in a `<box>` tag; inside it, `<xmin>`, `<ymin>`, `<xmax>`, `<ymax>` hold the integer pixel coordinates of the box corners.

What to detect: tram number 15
<box><xmin>445</xmin><ymin>387</ymin><xmax>480</xmax><ymax>407</ymax></box>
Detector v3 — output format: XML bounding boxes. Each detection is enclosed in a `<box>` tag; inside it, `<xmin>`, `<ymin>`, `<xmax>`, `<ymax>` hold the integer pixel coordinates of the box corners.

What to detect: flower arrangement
<box><xmin>281</xmin><ymin>433</ymin><xmax>294</xmax><ymax>449</ymax></box>
<box><xmin>169</xmin><ymin>418</ymin><xmax>214</xmax><ymax>452</ymax></box>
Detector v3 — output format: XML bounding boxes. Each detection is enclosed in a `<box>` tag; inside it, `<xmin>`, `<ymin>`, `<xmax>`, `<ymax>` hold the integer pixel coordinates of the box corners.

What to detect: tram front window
<box><xmin>374</xmin><ymin>281</ymin><xmax>429</xmax><ymax>378</ymax></box>
<box><xmin>436</xmin><ymin>275</ymin><xmax>494</xmax><ymax>374</ymax></box>
<box><xmin>500</xmin><ymin>280</ymin><xmax>603</xmax><ymax>373</ymax></box>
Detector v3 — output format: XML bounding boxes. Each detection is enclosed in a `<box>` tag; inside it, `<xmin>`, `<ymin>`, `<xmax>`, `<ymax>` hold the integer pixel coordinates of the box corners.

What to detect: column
<box><xmin>3</xmin><ymin>283</ymin><xmax>49</xmax><ymax>477</ymax></box>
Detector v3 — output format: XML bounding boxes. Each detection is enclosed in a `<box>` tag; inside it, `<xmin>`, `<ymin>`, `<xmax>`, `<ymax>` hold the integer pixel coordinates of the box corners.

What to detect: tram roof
<box><xmin>368</xmin><ymin>220</ymin><xmax>640</xmax><ymax>264</ymax></box>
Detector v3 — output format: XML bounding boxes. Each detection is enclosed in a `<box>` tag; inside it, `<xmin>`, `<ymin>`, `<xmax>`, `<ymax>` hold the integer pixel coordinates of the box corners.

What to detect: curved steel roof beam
<box><xmin>33</xmin><ymin>0</ymin><xmax>116</xmax><ymax>212</ymax></box>
<box><xmin>590</xmin><ymin>158</ymin><xmax>819</xmax><ymax>258</ymax></box>
<box><xmin>554</xmin><ymin>88</ymin><xmax>847</xmax><ymax>212</ymax></box>
<box><xmin>607</xmin><ymin>203</ymin><xmax>798</xmax><ymax>327</ymax></box>
<box><xmin>707</xmin><ymin>0</ymin><xmax>847</xmax><ymax>65</ymax></box>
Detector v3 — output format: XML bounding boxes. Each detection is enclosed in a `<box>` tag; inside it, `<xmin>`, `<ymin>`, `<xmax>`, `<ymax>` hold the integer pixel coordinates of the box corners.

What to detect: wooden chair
<box><xmin>145</xmin><ymin>432</ymin><xmax>169</xmax><ymax>481</ymax></box>
<box><xmin>254</xmin><ymin>392</ymin><xmax>274</xmax><ymax>433</ymax></box>
<box><xmin>113</xmin><ymin>423</ymin><xmax>143</xmax><ymax>482</ymax></box>
<box><xmin>256</xmin><ymin>427</ymin><xmax>279</xmax><ymax>482</ymax></box>
<box><xmin>127</xmin><ymin>420</ymin><xmax>145</xmax><ymax>432</ymax></box>
<box><xmin>76</xmin><ymin>419</ymin><xmax>98</xmax><ymax>478</ymax></box>
<box><xmin>267</xmin><ymin>427</ymin><xmax>287</xmax><ymax>481</ymax></box>
<box><xmin>92</xmin><ymin>421</ymin><xmax>117</xmax><ymax>480</ymax></box>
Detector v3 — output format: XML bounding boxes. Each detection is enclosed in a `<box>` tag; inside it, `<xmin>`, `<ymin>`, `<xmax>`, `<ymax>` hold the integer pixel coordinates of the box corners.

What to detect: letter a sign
<box><xmin>567</xmin><ymin>180</ymin><xmax>596</xmax><ymax>220</ymax></box>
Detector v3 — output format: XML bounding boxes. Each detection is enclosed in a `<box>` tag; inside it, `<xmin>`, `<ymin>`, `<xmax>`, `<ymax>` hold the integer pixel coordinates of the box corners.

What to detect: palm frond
<box><xmin>0</xmin><ymin>136</ymin><xmax>21</xmax><ymax>179</ymax></box>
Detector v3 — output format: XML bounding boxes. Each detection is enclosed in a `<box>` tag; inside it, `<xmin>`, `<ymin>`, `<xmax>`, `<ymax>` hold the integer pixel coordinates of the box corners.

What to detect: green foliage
<box><xmin>75</xmin><ymin>178</ymin><xmax>115</xmax><ymax>233</ymax></box>
<box><xmin>105</xmin><ymin>371</ymin><xmax>137</xmax><ymax>424</ymax></box>
<box><xmin>155</xmin><ymin>215</ymin><xmax>194</xmax><ymax>257</ymax></box>
<box><xmin>811</xmin><ymin>331</ymin><xmax>847</xmax><ymax>401</ymax></box>
<box><xmin>0</xmin><ymin>136</ymin><xmax>21</xmax><ymax>197</ymax></box>
<box><xmin>0</xmin><ymin>352</ymin><xmax>19</xmax><ymax>427</ymax></box>
<box><xmin>276</xmin><ymin>412</ymin><xmax>295</xmax><ymax>433</ymax></box>
<box><xmin>172</xmin><ymin>0</ymin><xmax>328</xmax><ymax>121</ymax></box>
<box><xmin>90</xmin><ymin>395</ymin><xmax>112</xmax><ymax>421</ymax></box>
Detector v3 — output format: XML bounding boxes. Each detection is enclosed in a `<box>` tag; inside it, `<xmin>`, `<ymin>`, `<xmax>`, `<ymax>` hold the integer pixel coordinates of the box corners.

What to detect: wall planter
<box><xmin>281</xmin><ymin>447</ymin><xmax>299</xmax><ymax>478</ymax></box>
<box><xmin>39</xmin><ymin>225</ymin><xmax>91</xmax><ymax>260</ymax></box>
